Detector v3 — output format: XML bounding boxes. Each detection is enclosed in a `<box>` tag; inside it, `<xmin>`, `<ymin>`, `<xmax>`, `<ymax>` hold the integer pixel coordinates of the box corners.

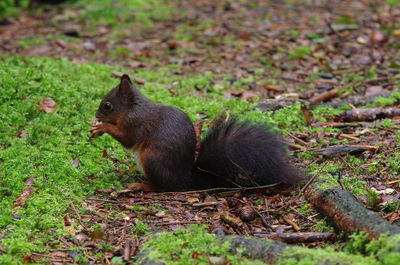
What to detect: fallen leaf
<box><xmin>126</xmin><ymin>183</ymin><xmax>157</xmax><ymax>192</ymax></box>
<box><xmin>76</xmin><ymin>233</ymin><xmax>89</xmax><ymax>241</ymax></box>
<box><xmin>13</xmin><ymin>176</ymin><xmax>35</xmax><ymax>208</ymax></box>
<box><xmin>50</xmin><ymin>252</ymin><xmax>68</xmax><ymax>258</ymax></box>
<box><xmin>208</xmin><ymin>256</ymin><xmax>228</xmax><ymax>265</ymax></box>
<box><xmin>365</xmin><ymin>86</ymin><xmax>384</xmax><ymax>97</ymax></box>
<box><xmin>220</xmin><ymin>211</ymin><xmax>243</xmax><ymax>227</ymax></box>
<box><xmin>83</xmin><ymin>41</ymin><xmax>96</xmax><ymax>51</ymax></box>
<box><xmin>111</xmin><ymin>71</ymin><xmax>124</xmax><ymax>78</ymax></box>
<box><xmin>63</xmin><ymin>215</ymin><xmax>76</xmax><ymax>236</ymax></box>
<box><xmin>134</xmin><ymin>78</ymin><xmax>146</xmax><ymax>85</ymax></box>
<box><xmin>39</xmin><ymin>97</ymin><xmax>57</xmax><ymax>113</ymax></box>
<box><xmin>370</xmin><ymin>30</ymin><xmax>388</xmax><ymax>44</ymax></box>
<box><xmin>17</xmin><ymin>130</ymin><xmax>27</xmax><ymax>138</ymax></box>
<box><xmin>23</xmin><ymin>255</ymin><xmax>36</xmax><ymax>263</ymax></box>
<box><xmin>72</xmin><ymin>157</ymin><xmax>79</xmax><ymax>167</ymax></box>
<box><xmin>371</xmin><ymin>187</ymin><xmax>395</xmax><ymax>195</ymax></box>
<box><xmin>155</xmin><ymin>211</ymin><xmax>166</xmax><ymax>217</ymax></box>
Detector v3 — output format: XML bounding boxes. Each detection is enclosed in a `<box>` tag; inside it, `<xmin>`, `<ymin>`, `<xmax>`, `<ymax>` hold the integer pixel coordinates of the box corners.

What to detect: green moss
<box><xmin>18</xmin><ymin>37</ymin><xmax>46</xmax><ymax>49</ymax></box>
<box><xmin>334</xmin><ymin>15</ymin><xmax>358</xmax><ymax>25</ymax></box>
<box><xmin>386</xmin><ymin>0</ymin><xmax>400</xmax><ymax>7</ymax></box>
<box><xmin>131</xmin><ymin>221</ymin><xmax>150</xmax><ymax>235</ymax></box>
<box><xmin>278</xmin><ymin>246</ymin><xmax>378</xmax><ymax>265</ymax></box>
<box><xmin>371</xmin><ymin>92</ymin><xmax>400</xmax><ymax>107</ymax></box>
<box><xmin>344</xmin><ymin>232</ymin><xmax>400</xmax><ymax>265</ymax></box>
<box><xmin>313</xmin><ymin>220</ymin><xmax>335</xmax><ymax>233</ymax></box>
<box><xmin>75</xmin><ymin>0</ymin><xmax>179</xmax><ymax>28</ymax></box>
<box><xmin>138</xmin><ymin>225</ymin><xmax>265</xmax><ymax>265</ymax></box>
<box><xmin>109</xmin><ymin>46</ymin><xmax>132</xmax><ymax>57</ymax></box>
<box><xmin>312</xmin><ymin>105</ymin><xmax>343</xmax><ymax>123</ymax></box>
<box><xmin>0</xmin><ymin>0</ymin><xmax>29</xmax><ymax>19</ymax></box>
<box><xmin>288</xmin><ymin>45</ymin><xmax>312</xmax><ymax>60</ymax></box>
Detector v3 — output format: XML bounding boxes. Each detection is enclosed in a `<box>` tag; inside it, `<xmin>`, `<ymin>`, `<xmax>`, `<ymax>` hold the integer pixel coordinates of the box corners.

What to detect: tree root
<box><xmin>305</xmin><ymin>187</ymin><xmax>400</xmax><ymax>239</ymax></box>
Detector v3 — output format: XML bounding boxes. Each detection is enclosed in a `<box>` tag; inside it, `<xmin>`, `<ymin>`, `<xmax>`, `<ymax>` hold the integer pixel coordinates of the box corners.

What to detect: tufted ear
<box><xmin>118</xmin><ymin>74</ymin><xmax>136</xmax><ymax>96</ymax></box>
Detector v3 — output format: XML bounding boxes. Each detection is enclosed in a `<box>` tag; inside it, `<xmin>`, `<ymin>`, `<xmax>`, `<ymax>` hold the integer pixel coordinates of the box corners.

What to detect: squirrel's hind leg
<box><xmin>138</xmin><ymin>147</ymin><xmax>192</xmax><ymax>191</ymax></box>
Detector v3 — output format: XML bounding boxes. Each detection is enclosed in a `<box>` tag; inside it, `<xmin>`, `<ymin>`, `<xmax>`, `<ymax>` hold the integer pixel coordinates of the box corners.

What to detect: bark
<box><xmin>309</xmin><ymin>87</ymin><xmax>339</xmax><ymax>104</ymax></box>
<box><xmin>337</xmin><ymin>107</ymin><xmax>400</xmax><ymax>122</ymax></box>
<box><xmin>323</xmin><ymin>91</ymin><xmax>394</xmax><ymax>108</ymax></box>
<box><xmin>305</xmin><ymin>187</ymin><xmax>400</xmax><ymax>239</ymax></box>
<box><xmin>314</xmin><ymin>145</ymin><xmax>378</xmax><ymax>156</ymax></box>
<box><xmin>254</xmin><ymin>232</ymin><xmax>337</xmax><ymax>243</ymax></box>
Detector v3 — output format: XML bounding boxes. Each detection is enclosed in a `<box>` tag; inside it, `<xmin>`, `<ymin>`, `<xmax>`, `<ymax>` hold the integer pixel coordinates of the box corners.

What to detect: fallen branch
<box><xmin>323</xmin><ymin>91</ymin><xmax>394</xmax><ymax>108</ymax></box>
<box><xmin>305</xmin><ymin>188</ymin><xmax>400</xmax><ymax>239</ymax></box>
<box><xmin>314</xmin><ymin>145</ymin><xmax>378</xmax><ymax>156</ymax></box>
<box><xmin>255</xmin><ymin>232</ymin><xmax>337</xmax><ymax>243</ymax></box>
<box><xmin>336</xmin><ymin>107</ymin><xmax>400</xmax><ymax>122</ymax></box>
<box><xmin>309</xmin><ymin>87</ymin><xmax>339</xmax><ymax>104</ymax></box>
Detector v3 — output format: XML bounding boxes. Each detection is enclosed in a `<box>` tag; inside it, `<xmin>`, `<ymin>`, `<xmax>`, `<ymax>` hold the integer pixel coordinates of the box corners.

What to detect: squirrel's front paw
<box><xmin>89</xmin><ymin>123</ymin><xmax>108</xmax><ymax>138</ymax></box>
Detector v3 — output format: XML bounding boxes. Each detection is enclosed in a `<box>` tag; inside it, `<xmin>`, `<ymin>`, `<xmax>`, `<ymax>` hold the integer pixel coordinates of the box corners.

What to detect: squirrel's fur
<box><xmin>90</xmin><ymin>75</ymin><xmax>305</xmax><ymax>191</ymax></box>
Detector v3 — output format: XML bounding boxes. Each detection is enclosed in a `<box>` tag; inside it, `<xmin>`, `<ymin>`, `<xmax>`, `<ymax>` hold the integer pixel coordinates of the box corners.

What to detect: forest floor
<box><xmin>0</xmin><ymin>0</ymin><xmax>400</xmax><ymax>264</ymax></box>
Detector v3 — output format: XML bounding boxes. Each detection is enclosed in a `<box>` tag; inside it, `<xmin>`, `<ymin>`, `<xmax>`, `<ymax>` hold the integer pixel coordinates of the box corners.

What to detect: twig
<box><xmin>277</xmin><ymin>161</ymin><xmax>328</xmax><ymax>211</ymax></box>
<box><xmin>288</xmin><ymin>133</ymin><xmax>309</xmax><ymax>146</ymax></box>
<box><xmin>283</xmin><ymin>216</ymin><xmax>300</xmax><ymax>231</ymax></box>
<box><xmin>160</xmin><ymin>183</ymin><xmax>280</xmax><ymax>195</ymax></box>
<box><xmin>289</xmin><ymin>206</ymin><xmax>317</xmax><ymax>224</ymax></box>
<box><xmin>250</xmin><ymin>204</ymin><xmax>275</xmax><ymax>232</ymax></box>
<box><xmin>85</xmin><ymin>198</ymin><xmax>119</xmax><ymax>203</ymax></box>
<box><xmin>48</xmin><ymin>182</ymin><xmax>84</xmax><ymax>227</ymax></box>
<box><xmin>193</xmin><ymin>201</ymin><xmax>223</xmax><ymax>207</ymax></box>
<box><xmin>145</xmin><ymin>221</ymin><xmax>202</xmax><ymax>226</ymax></box>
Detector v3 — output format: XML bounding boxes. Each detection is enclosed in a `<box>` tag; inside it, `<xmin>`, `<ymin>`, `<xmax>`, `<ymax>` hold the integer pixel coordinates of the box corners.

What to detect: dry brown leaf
<box><xmin>187</xmin><ymin>194</ymin><xmax>200</xmax><ymax>203</ymax></box>
<box><xmin>17</xmin><ymin>130</ymin><xmax>27</xmax><ymax>138</ymax></box>
<box><xmin>63</xmin><ymin>215</ymin><xmax>76</xmax><ymax>236</ymax></box>
<box><xmin>13</xmin><ymin>176</ymin><xmax>35</xmax><ymax>208</ymax></box>
<box><xmin>370</xmin><ymin>30</ymin><xmax>388</xmax><ymax>44</ymax></box>
<box><xmin>134</xmin><ymin>78</ymin><xmax>146</xmax><ymax>85</ymax></box>
<box><xmin>72</xmin><ymin>157</ymin><xmax>79</xmax><ymax>167</ymax></box>
<box><xmin>220</xmin><ymin>211</ymin><xmax>243</xmax><ymax>227</ymax></box>
<box><xmin>50</xmin><ymin>251</ymin><xmax>68</xmax><ymax>258</ymax></box>
<box><xmin>111</xmin><ymin>71</ymin><xmax>124</xmax><ymax>78</ymax></box>
<box><xmin>39</xmin><ymin>97</ymin><xmax>57</xmax><ymax>113</ymax></box>
<box><xmin>365</xmin><ymin>86</ymin><xmax>384</xmax><ymax>97</ymax></box>
<box><xmin>126</xmin><ymin>183</ymin><xmax>157</xmax><ymax>192</ymax></box>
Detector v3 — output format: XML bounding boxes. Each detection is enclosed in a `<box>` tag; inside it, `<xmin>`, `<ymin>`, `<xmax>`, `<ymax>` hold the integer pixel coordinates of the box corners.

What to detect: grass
<box><xmin>75</xmin><ymin>0</ymin><xmax>181</xmax><ymax>29</ymax></box>
<box><xmin>0</xmin><ymin>55</ymin><xmax>128</xmax><ymax>263</ymax></box>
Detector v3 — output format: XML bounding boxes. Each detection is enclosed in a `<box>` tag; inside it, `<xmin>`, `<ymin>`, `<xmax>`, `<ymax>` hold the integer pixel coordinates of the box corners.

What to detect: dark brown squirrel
<box><xmin>90</xmin><ymin>74</ymin><xmax>305</xmax><ymax>191</ymax></box>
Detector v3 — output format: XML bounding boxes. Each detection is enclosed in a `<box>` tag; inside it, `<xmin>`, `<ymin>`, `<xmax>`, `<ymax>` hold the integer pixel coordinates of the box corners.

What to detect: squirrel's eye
<box><xmin>104</xmin><ymin>102</ymin><xmax>112</xmax><ymax>110</ymax></box>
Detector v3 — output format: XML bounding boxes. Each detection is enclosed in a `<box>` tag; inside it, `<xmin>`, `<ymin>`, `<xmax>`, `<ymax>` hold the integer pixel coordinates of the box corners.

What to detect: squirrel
<box><xmin>89</xmin><ymin>74</ymin><xmax>305</xmax><ymax>191</ymax></box>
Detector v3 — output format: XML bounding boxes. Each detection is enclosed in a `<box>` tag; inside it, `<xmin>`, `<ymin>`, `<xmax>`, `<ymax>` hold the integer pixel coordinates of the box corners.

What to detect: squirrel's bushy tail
<box><xmin>192</xmin><ymin>118</ymin><xmax>305</xmax><ymax>189</ymax></box>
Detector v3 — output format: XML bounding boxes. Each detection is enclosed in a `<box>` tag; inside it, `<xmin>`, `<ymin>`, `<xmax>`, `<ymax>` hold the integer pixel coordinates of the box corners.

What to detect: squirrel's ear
<box><xmin>118</xmin><ymin>74</ymin><xmax>135</xmax><ymax>95</ymax></box>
